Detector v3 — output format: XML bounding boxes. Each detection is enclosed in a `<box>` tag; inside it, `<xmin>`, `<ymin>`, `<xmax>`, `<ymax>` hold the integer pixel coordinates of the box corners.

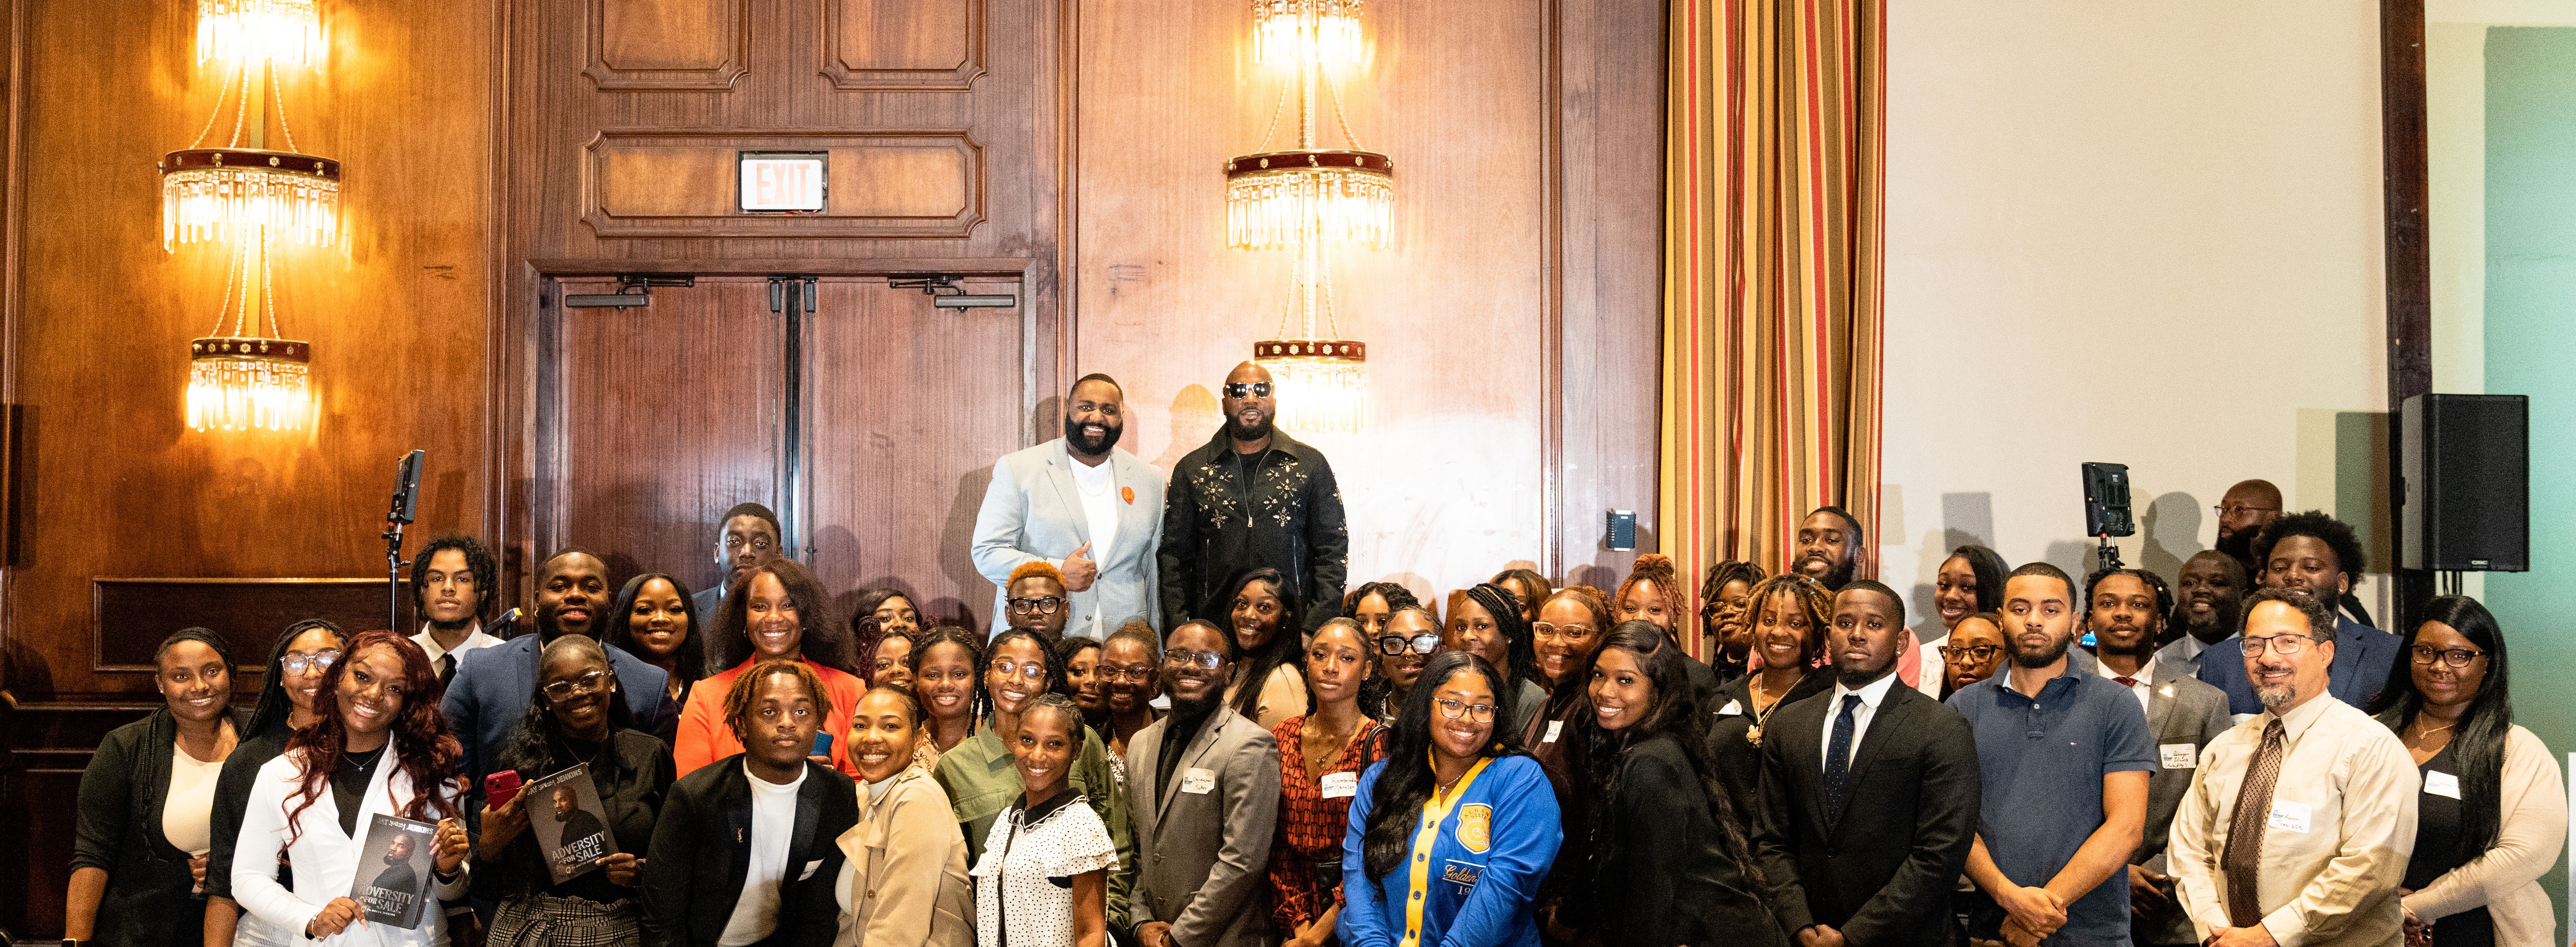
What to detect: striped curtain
<box><xmin>1659</xmin><ymin>0</ymin><xmax>1886</xmax><ymax>656</ymax></box>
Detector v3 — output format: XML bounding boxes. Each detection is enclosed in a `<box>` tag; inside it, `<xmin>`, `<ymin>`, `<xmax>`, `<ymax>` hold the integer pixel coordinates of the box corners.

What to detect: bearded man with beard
<box><xmin>1793</xmin><ymin>507</ymin><xmax>1867</xmax><ymax>591</ymax></box>
<box><xmin>1157</xmin><ymin>361</ymin><xmax>1349</xmax><ymax>632</ymax></box>
<box><xmin>2158</xmin><ymin>551</ymin><xmax>2247</xmax><ymax>671</ymax></box>
<box><xmin>973</xmin><ymin>373</ymin><xmax>1169</xmax><ymax>638</ymax></box>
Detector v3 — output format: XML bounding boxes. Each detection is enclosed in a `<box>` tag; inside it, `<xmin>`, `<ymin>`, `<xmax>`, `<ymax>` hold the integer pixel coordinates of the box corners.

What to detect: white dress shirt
<box><xmin>1067</xmin><ymin>457</ymin><xmax>1120</xmax><ymax>635</ymax></box>
<box><xmin>719</xmin><ymin>761</ymin><xmax>809</xmax><ymax>946</ymax></box>
<box><xmin>412</xmin><ymin>625</ymin><xmax>504</xmax><ymax>675</ymax></box>
<box><xmin>1818</xmin><ymin>670</ymin><xmax>1901</xmax><ymax>771</ymax></box>
<box><xmin>2094</xmin><ymin>654</ymin><xmax>2155</xmax><ymax>716</ymax></box>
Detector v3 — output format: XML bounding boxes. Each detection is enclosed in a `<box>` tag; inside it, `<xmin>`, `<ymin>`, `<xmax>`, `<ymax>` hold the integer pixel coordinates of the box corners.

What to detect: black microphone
<box><xmin>388</xmin><ymin>450</ymin><xmax>424</xmax><ymax>527</ymax></box>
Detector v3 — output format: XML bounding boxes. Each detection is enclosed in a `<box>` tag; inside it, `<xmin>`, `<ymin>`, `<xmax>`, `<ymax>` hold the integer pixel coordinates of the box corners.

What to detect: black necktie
<box><xmin>1823</xmin><ymin>694</ymin><xmax>1861</xmax><ymax>830</ymax></box>
<box><xmin>439</xmin><ymin>653</ymin><xmax>457</xmax><ymax>686</ymax></box>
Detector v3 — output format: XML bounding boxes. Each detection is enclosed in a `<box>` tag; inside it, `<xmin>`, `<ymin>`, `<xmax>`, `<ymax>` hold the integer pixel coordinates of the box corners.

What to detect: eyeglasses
<box><xmin>281</xmin><ymin>651</ymin><xmax>341</xmax><ymax>675</ymax></box>
<box><xmin>542</xmin><ymin>670</ymin><xmax>615</xmax><ymax>700</ymax></box>
<box><xmin>1098</xmin><ymin>666</ymin><xmax>1156</xmax><ymax>683</ymax></box>
<box><xmin>1434</xmin><ymin>697</ymin><xmax>1498</xmax><ymax>723</ymax></box>
<box><xmin>1164</xmin><ymin>648</ymin><xmax>1227</xmax><ymax>670</ymax></box>
<box><xmin>1531</xmin><ymin>622</ymin><xmax>1593</xmax><ymax>638</ymax></box>
<box><xmin>1938</xmin><ymin>644</ymin><xmax>2000</xmax><ymax>662</ymax></box>
<box><xmin>2239</xmin><ymin>634</ymin><xmax>2319</xmax><ymax>658</ymax></box>
<box><xmin>2408</xmin><ymin>645</ymin><xmax>2486</xmax><ymax>668</ymax></box>
<box><xmin>1007</xmin><ymin>596</ymin><xmax>1066</xmax><ymax>615</ymax></box>
<box><xmin>988</xmin><ymin>660</ymin><xmax>1049</xmax><ymax>681</ymax></box>
<box><xmin>2213</xmin><ymin>504</ymin><xmax>2280</xmax><ymax>517</ymax></box>
<box><xmin>722</xmin><ymin>536</ymin><xmax>776</xmax><ymax>552</ymax></box>
<box><xmin>1221</xmin><ymin>381</ymin><xmax>1274</xmax><ymax>399</ymax></box>
<box><xmin>1377</xmin><ymin>633</ymin><xmax>1440</xmax><ymax>656</ymax></box>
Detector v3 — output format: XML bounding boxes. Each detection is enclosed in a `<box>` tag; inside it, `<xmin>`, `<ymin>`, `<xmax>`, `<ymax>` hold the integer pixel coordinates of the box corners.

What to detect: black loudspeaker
<box><xmin>2401</xmin><ymin>394</ymin><xmax>2528</xmax><ymax>572</ymax></box>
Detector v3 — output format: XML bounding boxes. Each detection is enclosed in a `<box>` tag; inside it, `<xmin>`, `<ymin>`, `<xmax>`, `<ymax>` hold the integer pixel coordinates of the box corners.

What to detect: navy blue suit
<box><xmin>440</xmin><ymin>632</ymin><xmax>678</xmax><ymax>787</ymax></box>
<box><xmin>2193</xmin><ymin>615</ymin><xmax>2398</xmax><ymax>715</ymax></box>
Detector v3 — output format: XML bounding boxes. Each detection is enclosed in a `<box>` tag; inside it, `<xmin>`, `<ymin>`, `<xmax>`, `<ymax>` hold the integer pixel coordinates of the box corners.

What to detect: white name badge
<box><xmin>1181</xmin><ymin>768</ymin><xmax>1217</xmax><ymax>795</ymax></box>
<box><xmin>1717</xmin><ymin>699</ymin><xmax>1743</xmax><ymax>716</ymax></box>
<box><xmin>798</xmin><ymin>859</ymin><xmax>822</xmax><ymax>880</ymax></box>
<box><xmin>1320</xmin><ymin>771</ymin><xmax>1359</xmax><ymax>799</ymax></box>
<box><xmin>1543</xmin><ymin>721</ymin><xmax>1564</xmax><ymax>743</ymax></box>
<box><xmin>2159</xmin><ymin>743</ymin><xmax>2198</xmax><ymax>770</ymax></box>
<box><xmin>2268</xmin><ymin>799</ymin><xmax>2312</xmax><ymax>834</ymax></box>
<box><xmin>2423</xmin><ymin>770</ymin><xmax>2462</xmax><ymax>800</ymax></box>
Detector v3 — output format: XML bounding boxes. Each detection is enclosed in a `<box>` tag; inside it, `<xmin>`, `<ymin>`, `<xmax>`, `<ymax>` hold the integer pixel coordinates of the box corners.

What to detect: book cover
<box><xmin>525</xmin><ymin>762</ymin><xmax>619</xmax><ymax>884</ymax></box>
<box><xmin>350</xmin><ymin>814</ymin><xmax>438</xmax><ymax>929</ymax></box>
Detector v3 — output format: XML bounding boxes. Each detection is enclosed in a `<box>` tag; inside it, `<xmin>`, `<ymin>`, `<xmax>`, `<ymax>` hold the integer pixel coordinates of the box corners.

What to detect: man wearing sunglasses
<box><xmin>1158</xmin><ymin>362</ymin><xmax>1349</xmax><ymax>634</ymax></box>
<box><xmin>973</xmin><ymin>373</ymin><xmax>1166</xmax><ymax>638</ymax></box>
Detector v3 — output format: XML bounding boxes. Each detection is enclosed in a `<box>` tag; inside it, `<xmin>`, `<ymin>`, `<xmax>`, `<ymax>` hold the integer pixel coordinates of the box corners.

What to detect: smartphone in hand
<box><xmin>484</xmin><ymin>770</ymin><xmax>524</xmax><ymax>808</ymax></box>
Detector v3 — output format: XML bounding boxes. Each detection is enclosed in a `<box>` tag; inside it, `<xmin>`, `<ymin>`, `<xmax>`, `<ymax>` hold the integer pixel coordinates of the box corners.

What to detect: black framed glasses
<box><xmin>2408</xmin><ymin>645</ymin><xmax>2486</xmax><ymax>668</ymax></box>
<box><xmin>1434</xmin><ymin>697</ymin><xmax>1498</xmax><ymax>723</ymax></box>
<box><xmin>2239</xmin><ymin>634</ymin><xmax>2320</xmax><ymax>658</ymax></box>
<box><xmin>281</xmin><ymin>651</ymin><xmax>341</xmax><ymax>675</ymax></box>
<box><xmin>1163</xmin><ymin>648</ymin><xmax>1226</xmax><ymax>670</ymax></box>
<box><xmin>1007</xmin><ymin>596</ymin><xmax>1066</xmax><ymax>615</ymax></box>
<box><xmin>541</xmin><ymin>670</ymin><xmax>615</xmax><ymax>700</ymax></box>
<box><xmin>1938</xmin><ymin>644</ymin><xmax>2000</xmax><ymax>663</ymax></box>
<box><xmin>988</xmin><ymin>659</ymin><xmax>1049</xmax><ymax>681</ymax></box>
<box><xmin>1377</xmin><ymin>633</ymin><xmax>1440</xmax><ymax>656</ymax></box>
<box><xmin>1221</xmin><ymin>381</ymin><xmax>1274</xmax><ymax>399</ymax></box>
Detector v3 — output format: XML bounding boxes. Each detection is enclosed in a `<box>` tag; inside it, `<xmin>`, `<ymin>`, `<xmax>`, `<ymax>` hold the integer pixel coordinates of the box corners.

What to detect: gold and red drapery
<box><xmin>1659</xmin><ymin>0</ymin><xmax>1886</xmax><ymax>659</ymax></box>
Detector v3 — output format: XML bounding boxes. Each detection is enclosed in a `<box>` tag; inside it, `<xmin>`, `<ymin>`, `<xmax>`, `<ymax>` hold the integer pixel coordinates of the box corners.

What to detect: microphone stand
<box><xmin>383</xmin><ymin>515</ymin><xmax>408</xmax><ymax>634</ymax></box>
<box><xmin>2097</xmin><ymin>533</ymin><xmax>2123</xmax><ymax>572</ymax></box>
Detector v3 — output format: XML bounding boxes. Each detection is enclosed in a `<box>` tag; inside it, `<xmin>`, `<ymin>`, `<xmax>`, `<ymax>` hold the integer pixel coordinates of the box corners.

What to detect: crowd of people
<box><xmin>61</xmin><ymin>369</ymin><xmax>2568</xmax><ymax>947</ymax></box>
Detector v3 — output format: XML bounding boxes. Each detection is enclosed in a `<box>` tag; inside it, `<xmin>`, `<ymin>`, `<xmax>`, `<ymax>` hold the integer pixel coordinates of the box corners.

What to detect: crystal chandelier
<box><xmin>186</xmin><ymin>232</ymin><xmax>314</xmax><ymax>432</ymax></box>
<box><xmin>160</xmin><ymin>37</ymin><xmax>341</xmax><ymax>251</ymax></box>
<box><xmin>1230</xmin><ymin>0</ymin><xmax>1385</xmax><ymax>434</ymax></box>
<box><xmin>196</xmin><ymin>0</ymin><xmax>325</xmax><ymax>70</ymax></box>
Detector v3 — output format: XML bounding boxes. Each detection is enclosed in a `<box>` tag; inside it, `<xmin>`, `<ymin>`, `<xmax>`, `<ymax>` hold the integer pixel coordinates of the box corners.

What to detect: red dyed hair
<box><xmin>282</xmin><ymin>630</ymin><xmax>466</xmax><ymax>844</ymax></box>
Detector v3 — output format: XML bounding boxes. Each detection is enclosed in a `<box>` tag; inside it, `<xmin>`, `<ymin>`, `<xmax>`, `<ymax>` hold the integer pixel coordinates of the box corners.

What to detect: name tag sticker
<box><xmin>1320</xmin><ymin>771</ymin><xmax>1359</xmax><ymax>799</ymax></box>
<box><xmin>798</xmin><ymin>859</ymin><xmax>822</xmax><ymax>880</ymax></box>
<box><xmin>2159</xmin><ymin>743</ymin><xmax>2198</xmax><ymax>770</ymax></box>
<box><xmin>1717</xmin><ymin>699</ymin><xmax>1743</xmax><ymax>716</ymax></box>
<box><xmin>1542</xmin><ymin>721</ymin><xmax>1564</xmax><ymax>744</ymax></box>
<box><xmin>2423</xmin><ymin>770</ymin><xmax>2462</xmax><ymax>800</ymax></box>
<box><xmin>1181</xmin><ymin>768</ymin><xmax>1216</xmax><ymax>795</ymax></box>
<box><xmin>2268</xmin><ymin>799</ymin><xmax>2311</xmax><ymax>834</ymax></box>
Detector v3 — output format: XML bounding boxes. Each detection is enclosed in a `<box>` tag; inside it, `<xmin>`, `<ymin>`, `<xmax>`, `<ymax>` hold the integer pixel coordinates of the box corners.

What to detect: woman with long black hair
<box><xmin>206</xmin><ymin>618</ymin><xmax>346</xmax><ymax>947</ymax></box>
<box><xmin>1337</xmin><ymin>651</ymin><xmax>1561</xmax><ymax>947</ymax></box>
<box><xmin>676</xmin><ymin>560</ymin><xmax>867</xmax><ymax>777</ymax></box>
<box><xmin>231</xmin><ymin>631</ymin><xmax>472</xmax><ymax>947</ymax></box>
<box><xmin>1211</xmin><ymin>567</ymin><xmax>1309</xmax><ymax>731</ymax></box>
<box><xmin>604</xmin><ymin>573</ymin><xmax>705</xmax><ymax>710</ymax></box>
<box><xmin>2370</xmin><ymin>596</ymin><xmax>2565</xmax><ymax>947</ymax></box>
<box><xmin>66</xmin><ymin>628</ymin><xmax>248</xmax><ymax>947</ymax></box>
<box><xmin>472</xmin><ymin>635</ymin><xmax>676</xmax><ymax>946</ymax></box>
<box><xmin>1565</xmin><ymin>621</ymin><xmax>1776</xmax><ymax>947</ymax></box>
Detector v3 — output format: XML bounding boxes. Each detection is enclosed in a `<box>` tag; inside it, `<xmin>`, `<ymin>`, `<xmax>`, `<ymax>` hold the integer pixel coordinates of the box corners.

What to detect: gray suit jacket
<box><xmin>970</xmin><ymin>439</ymin><xmax>1165</xmax><ymax>637</ymax></box>
<box><xmin>2125</xmin><ymin>655</ymin><xmax>2235</xmax><ymax>946</ymax></box>
<box><xmin>1123</xmin><ymin>706</ymin><xmax>1280</xmax><ymax>947</ymax></box>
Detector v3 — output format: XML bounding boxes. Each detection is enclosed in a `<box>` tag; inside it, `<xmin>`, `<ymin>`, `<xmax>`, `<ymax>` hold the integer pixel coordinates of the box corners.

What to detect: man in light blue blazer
<box><xmin>972</xmin><ymin>374</ymin><xmax>1165</xmax><ymax>638</ymax></box>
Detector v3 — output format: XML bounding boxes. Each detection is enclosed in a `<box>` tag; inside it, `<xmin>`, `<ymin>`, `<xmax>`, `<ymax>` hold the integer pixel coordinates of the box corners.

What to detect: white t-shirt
<box><xmin>1068</xmin><ymin>457</ymin><xmax>1120</xmax><ymax>634</ymax></box>
<box><xmin>718</xmin><ymin>762</ymin><xmax>810</xmax><ymax>946</ymax></box>
<box><xmin>164</xmin><ymin>740</ymin><xmax>226</xmax><ymax>858</ymax></box>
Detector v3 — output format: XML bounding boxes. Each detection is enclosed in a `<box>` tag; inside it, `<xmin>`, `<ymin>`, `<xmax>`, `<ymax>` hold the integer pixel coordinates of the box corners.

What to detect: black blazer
<box><xmin>1595</xmin><ymin>732</ymin><xmax>1783</xmax><ymax>947</ymax></box>
<box><xmin>1752</xmin><ymin>682</ymin><xmax>1981</xmax><ymax>947</ymax></box>
<box><xmin>469</xmin><ymin>729</ymin><xmax>676</xmax><ymax>905</ymax></box>
<box><xmin>640</xmin><ymin>754</ymin><xmax>857</xmax><ymax>947</ymax></box>
<box><xmin>73</xmin><ymin>706</ymin><xmax>255</xmax><ymax>947</ymax></box>
<box><xmin>204</xmin><ymin>723</ymin><xmax>294</xmax><ymax>904</ymax></box>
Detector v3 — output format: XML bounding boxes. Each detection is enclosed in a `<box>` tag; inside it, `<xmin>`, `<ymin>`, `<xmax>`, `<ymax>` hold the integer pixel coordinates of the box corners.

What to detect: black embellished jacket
<box><xmin>1155</xmin><ymin>428</ymin><xmax>1348</xmax><ymax>631</ymax></box>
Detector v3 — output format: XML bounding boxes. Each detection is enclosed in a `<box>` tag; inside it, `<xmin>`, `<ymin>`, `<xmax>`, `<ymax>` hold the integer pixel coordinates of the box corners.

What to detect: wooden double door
<box><xmin>536</xmin><ymin>273</ymin><xmax>1040</xmax><ymax>624</ymax></box>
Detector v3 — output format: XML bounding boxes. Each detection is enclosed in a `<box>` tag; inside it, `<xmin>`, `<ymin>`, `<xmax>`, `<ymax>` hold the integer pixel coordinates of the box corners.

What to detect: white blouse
<box><xmin>164</xmin><ymin>740</ymin><xmax>226</xmax><ymax>858</ymax></box>
<box><xmin>230</xmin><ymin>737</ymin><xmax>469</xmax><ymax>947</ymax></box>
<box><xmin>970</xmin><ymin>792</ymin><xmax>1117</xmax><ymax>947</ymax></box>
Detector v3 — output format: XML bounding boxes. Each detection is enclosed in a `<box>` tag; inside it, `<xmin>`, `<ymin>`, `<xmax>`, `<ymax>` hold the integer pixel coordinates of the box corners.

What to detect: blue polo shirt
<box><xmin>1947</xmin><ymin>663</ymin><xmax>2155</xmax><ymax>947</ymax></box>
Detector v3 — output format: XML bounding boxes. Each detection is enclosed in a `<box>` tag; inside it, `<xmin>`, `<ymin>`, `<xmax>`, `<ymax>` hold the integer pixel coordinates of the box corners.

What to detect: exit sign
<box><xmin>739</xmin><ymin>152</ymin><xmax>828</xmax><ymax>213</ymax></box>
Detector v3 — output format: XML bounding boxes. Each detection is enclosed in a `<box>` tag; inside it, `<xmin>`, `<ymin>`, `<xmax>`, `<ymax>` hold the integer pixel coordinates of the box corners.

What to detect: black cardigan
<box><xmin>204</xmin><ymin>720</ymin><xmax>294</xmax><ymax>904</ymax></box>
<box><xmin>469</xmin><ymin>729</ymin><xmax>676</xmax><ymax>906</ymax></box>
<box><xmin>1593</xmin><ymin>732</ymin><xmax>1783</xmax><ymax>947</ymax></box>
<box><xmin>639</xmin><ymin>754</ymin><xmax>856</xmax><ymax>947</ymax></box>
<box><xmin>73</xmin><ymin>706</ymin><xmax>255</xmax><ymax>947</ymax></box>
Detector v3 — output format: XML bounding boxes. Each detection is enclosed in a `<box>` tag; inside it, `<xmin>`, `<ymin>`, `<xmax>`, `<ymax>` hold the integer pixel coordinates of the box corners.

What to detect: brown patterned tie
<box><xmin>2220</xmin><ymin>719</ymin><xmax>2287</xmax><ymax>928</ymax></box>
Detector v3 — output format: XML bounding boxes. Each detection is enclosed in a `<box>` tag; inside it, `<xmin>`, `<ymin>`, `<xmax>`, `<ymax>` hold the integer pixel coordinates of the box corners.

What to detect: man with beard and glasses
<box><xmin>695</xmin><ymin>502</ymin><xmax>786</xmax><ymax>620</ymax></box>
<box><xmin>1158</xmin><ymin>361</ymin><xmax>1349</xmax><ymax>632</ymax></box>
<box><xmin>1793</xmin><ymin>507</ymin><xmax>1867</xmax><ymax>591</ymax></box>
<box><xmin>2167</xmin><ymin>589</ymin><xmax>2416</xmax><ymax>947</ymax></box>
<box><xmin>2196</xmin><ymin>512</ymin><xmax>2400</xmax><ymax>717</ymax></box>
<box><xmin>2213</xmin><ymin>480</ymin><xmax>2284</xmax><ymax>580</ymax></box>
<box><xmin>1951</xmin><ymin>562</ymin><xmax>2154</xmax><ymax>947</ymax></box>
<box><xmin>973</xmin><ymin>373</ymin><xmax>1167</xmax><ymax>638</ymax></box>
<box><xmin>1754</xmin><ymin>580</ymin><xmax>1983</xmax><ymax>947</ymax></box>
<box><xmin>446</xmin><ymin>548</ymin><xmax>679</xmax><ymax>791</ymax></box>
<box><xmin>2158</xmin><ymin>552</ymin><xmax>2247</xmax><ymax>672</ymax></box>
<box><xmin>409</xmin><ymin>534</ymin><xmax>508</xmax><ymax>686</ymax></box>
<box><xmin>1124</xmin><ymin>620</ymin><xmax>1281</xmax><ymax>947</ymax></box>
<box><xmin>2083</xmin><ymin>567</ymin><xmax>2233</xmax><ymax>947</ymax></box>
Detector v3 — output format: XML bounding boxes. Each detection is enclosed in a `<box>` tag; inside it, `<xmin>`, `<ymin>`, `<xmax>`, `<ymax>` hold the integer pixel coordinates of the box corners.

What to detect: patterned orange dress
<box><xmin>1267</xmin><ymin>713</ymin><xmax>1391</xmax><ymax>936</ymax></box>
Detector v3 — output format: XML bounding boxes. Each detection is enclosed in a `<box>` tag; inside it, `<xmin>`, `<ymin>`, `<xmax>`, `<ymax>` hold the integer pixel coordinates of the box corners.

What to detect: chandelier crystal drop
<box><xmin>161</xmin><ymin>148</ymin><xmax>341</xmax><ymax>250</ymax></box>
<box><xmin>184</xmin><ymin>235</ymin><xmax>313</xmax><ymax>432</ymax></box>
<box><xmin>197</xmin><ymin>0</ymin><xmax>325</xmax><ymax>69</ymax></box>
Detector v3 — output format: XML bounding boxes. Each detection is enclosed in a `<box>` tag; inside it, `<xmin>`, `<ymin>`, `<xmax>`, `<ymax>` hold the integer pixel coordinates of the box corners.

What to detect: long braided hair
<box><xmin>282</xmin><ymin>631</ymin><xmax>465</xmax><ymax>844</ymax></box>
<box><xmin>1458</xmin><ymin>582</ymin><xmax>1542</xmax><ymax>697</ymax></box>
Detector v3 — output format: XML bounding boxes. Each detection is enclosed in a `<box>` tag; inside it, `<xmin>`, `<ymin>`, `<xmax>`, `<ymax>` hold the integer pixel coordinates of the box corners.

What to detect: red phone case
<box><xmin>484</xmin><ymin>770</ymin><xmax>523</xmax><ymax>808</ymax></box>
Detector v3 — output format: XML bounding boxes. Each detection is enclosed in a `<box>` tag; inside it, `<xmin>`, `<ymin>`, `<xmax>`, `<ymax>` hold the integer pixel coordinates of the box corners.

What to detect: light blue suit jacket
<box><xmin>969</xmin><ymin>438</ymin><xmax>1165</xmax><ymax>637</ymax></box>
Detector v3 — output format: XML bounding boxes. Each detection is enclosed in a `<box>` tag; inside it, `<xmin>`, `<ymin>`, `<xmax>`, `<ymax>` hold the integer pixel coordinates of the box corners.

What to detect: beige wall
<box><xmin>1876</xmin><ymin>1</ymin><xmax>2389</xmax><ymax>630</ymax></box>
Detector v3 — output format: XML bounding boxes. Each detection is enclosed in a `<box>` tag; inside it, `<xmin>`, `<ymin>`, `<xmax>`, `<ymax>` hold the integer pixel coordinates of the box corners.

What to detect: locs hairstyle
<box><xmin>1360</xmin><ymin>651</ymin><xmax>1527</xmax><ymax>888</ymax></box>
<box><xmin>722</xmin><ymin>658</ymin><xmax>834</xmax><ymax>745</ymax></box>
<box><xmin>708</xmin><ymin>559</ymin><xmax>855</xmax><ymax>673</ymax></box>
<box><xmin>978</xmin><ymin>628</ymin><xmax>1072</xmax><ymax>724</ymax></box>
<box><xmin>1614</xmin><ymin>554</ymin><xmax>1688</xmax><ymax>631</ymax></box>
<box><xmin>1206</xmin><ymin>566</ymin><xmax>1305</xmax><ymax>721</ymax></box>
<box><xmin>2371</xmin><ymin>596</ymin><xmax>2514</xmax><ymax>867</ymax></box>
<box><xmin>1740</xmin><ymin>573</ymin><xmax>1834</xmax><ymax>665</ymax></box>
<box><xmin>1697</xmin><ymin>560</ymin><xmax>1768</xmax><ymax>612</ymax></box>
<box><xmin>603</xmin><ymin>572</ymin><xmax>706</xmax><ymax>682</ymax></box>
<box><xmin>282</xmin><ymin>631</ymin><xmax>465</xmax><ymax>844</ymax></box>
